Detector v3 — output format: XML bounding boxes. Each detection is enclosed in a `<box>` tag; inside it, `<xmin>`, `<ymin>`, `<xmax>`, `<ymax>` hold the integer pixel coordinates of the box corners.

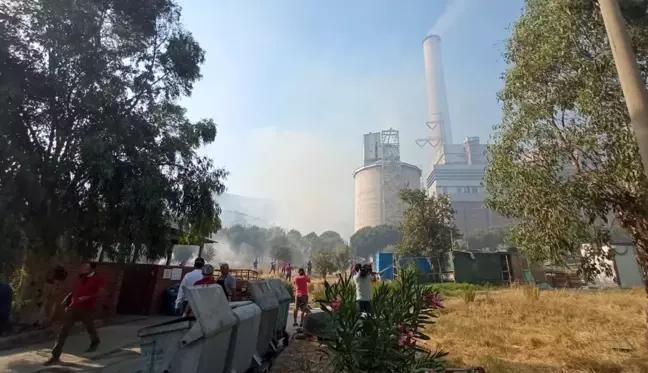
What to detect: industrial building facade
<box><xmin>425</xmin><ymin>137</ymin><xmax>511</xmax><ymax>234</ymax></box>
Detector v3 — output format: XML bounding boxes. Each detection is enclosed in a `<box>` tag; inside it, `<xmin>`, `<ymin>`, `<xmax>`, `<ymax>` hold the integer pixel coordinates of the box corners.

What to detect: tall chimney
<box><xmin>423</xmin><ymin>35</ymin><xmax>453</xmax><ymax>163</ymax></box>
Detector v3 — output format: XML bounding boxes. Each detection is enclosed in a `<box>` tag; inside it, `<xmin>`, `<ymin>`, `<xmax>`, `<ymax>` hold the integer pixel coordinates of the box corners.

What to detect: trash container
<box><xmin>138</xmin><ymin>285</ymin><xmax>237</xmax><ymax>373</ymax></box>
<box><xmin>268</xmin><ymin>279</ymin><xmax>291</xmax><ymax>343</ymax></box>
<box><xmin>247</xmin><ymin>280</ymin><xmax>279</xmax><ymax>357</ymax></box>
<box><xmin>226</xmin><ymin>301</ymin><xmax>262</xmax><ymax>373</ymax></box>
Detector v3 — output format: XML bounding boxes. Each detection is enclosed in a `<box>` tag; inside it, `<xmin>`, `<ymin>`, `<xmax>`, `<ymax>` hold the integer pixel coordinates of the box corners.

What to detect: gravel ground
<box><xmin>272</xmin><ymin>337</ymin><xmax>333</xmax><ymax>373</ymax></box>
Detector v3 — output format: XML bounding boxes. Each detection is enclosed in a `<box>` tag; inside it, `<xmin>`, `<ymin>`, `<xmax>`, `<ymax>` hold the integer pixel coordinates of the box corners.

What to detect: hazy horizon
<box><xmin>178</xmin><ymin>0</ymin><xmax>525</xmax><ymax>237</ymax></box>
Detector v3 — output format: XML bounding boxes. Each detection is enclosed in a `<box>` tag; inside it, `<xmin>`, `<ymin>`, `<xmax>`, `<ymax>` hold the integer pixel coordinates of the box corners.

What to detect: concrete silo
<box><xmin>353</xmin><ymin>129</ymin><xmax>422</xmax><ymax>232</ymax></box>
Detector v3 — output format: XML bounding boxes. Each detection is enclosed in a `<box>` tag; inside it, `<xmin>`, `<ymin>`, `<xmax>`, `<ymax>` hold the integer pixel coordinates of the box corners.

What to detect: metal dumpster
<box><xmin>268</xmin><ymin>279</ymin><xmax>291</xmax><ymax>343</ymax></box>
<box><xmin>138</xmin><ymin>285</ymin><xmax>237</xmax><ymax>373</ymax></box>
<box><xmin>226</xmin><ymin>301</ymin><xmax>262</xmax><ymax>373</ymax></box>
<box><xmin>247</xmin><ymin>280</ymin><xmax>279</xmax><ymax>357</ymax></box>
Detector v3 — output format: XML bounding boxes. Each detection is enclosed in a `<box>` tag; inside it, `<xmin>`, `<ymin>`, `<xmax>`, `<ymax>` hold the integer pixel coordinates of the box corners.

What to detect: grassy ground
<box><xmin>425</xmin><ymin>286</ymin><xmax>647</xmax><ymax>373</ymax></box>
<box><xmin>273</xmin><ymin>278</ymin><xmax>647</xmax><ymax>372</ymax></box>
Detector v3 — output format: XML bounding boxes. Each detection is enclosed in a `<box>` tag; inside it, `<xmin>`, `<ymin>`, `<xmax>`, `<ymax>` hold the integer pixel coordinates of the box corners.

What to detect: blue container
<box><xmin>375</xmin><ymin>253</ymin><xmax>394</xmax><ymax>280</ymax></box>
<box><xmin>163</xmin><ymin>283</ymin><xmax>180</xmax><ymax>315</ymax></box>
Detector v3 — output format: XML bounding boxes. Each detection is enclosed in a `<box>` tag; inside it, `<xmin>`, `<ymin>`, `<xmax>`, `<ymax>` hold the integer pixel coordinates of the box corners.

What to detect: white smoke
<box><xmin>427</xmin><ymin>0</ymin><xmax>470</xmax><ymax>36</ymax></box>
<box><xmin>205</xmin><ymin>233</ymin><xmax>251</xmax><ymax>269</ymax></box>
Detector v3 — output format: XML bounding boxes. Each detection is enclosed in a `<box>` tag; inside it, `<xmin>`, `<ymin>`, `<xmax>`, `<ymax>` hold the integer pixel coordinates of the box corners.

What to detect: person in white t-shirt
<box><xmin>175</xmin><ymin>258</ymin><xmax>205</xmax><ymax>315</ymax></box>
<box><xmin>353</xmin><ymin>264</ymin><xmax>373</xmax><ymax>314</ymax></box>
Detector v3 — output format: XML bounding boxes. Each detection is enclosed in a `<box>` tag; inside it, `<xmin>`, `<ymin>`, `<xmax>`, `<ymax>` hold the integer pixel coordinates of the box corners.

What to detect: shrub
<box><xmin>461</xmin><ymin>287</ymin><xmax>476</xmax><ymax>303</ymax></box>
<box><xmin>283</xmin><ymin>281</ymin><xmax>295</xmax><ymax>302</ymax></box>
<box><xmin>318</xmin><ymin>267</ymin><xmax>447</xmax><ymax>373</ymax></box>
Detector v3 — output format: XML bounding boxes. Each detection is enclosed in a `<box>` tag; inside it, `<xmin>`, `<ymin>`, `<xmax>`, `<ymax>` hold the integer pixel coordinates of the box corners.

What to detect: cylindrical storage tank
<box><xmin>353</xmin><ymin>162</ymin><xmax>422</xmax><ymax>232</ymax></box>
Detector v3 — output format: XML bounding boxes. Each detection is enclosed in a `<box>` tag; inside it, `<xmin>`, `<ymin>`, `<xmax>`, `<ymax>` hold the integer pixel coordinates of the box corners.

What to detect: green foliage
<box><xmin>383</xmin><ymin>244</ymin><xmax>398</xmax><ymax>253</ymax></box>
<box><xmin>312</xmin><ymin>249</ymin><xmax>338</xmax><ymax>278</ymax></box>
<box><xmin>270</xmin><ymin>245</ymin><xmax>293</xmax><ymax>263</ymax></box>
<box><xmin>333</xmin><ymin>244</ymin><xmax>353</xmax><ymax>272</ymax></box>
<box><xmin>318</xmin><ymin>267</ymin><xmax>447</xmax><ymax>373</ymax></box>
<box><xmin>220</xmin><ymin>225</ymin><xmax>345</xmax><ymax>266</ymax></box>
<box><xmin>317</xmin><ymin>231</ymin><xmax>345</xmax><ymax>252</ymax></box>
<box><xmin>282</xmin><ymin>280</ymin><xmax>295</xmax><ymax>301</ymax></box>
<box><xmin>0</xmin><ymin>0</ymin><xmax>226</xmax><ymax>265</ymax></box>
<box><xmin>350</xmin><ymin>224</ymin><xmax>402</xmax><ymax>259</ymax></box>
<box><xmin>422</xmin><ymin>282</ymin><xmax>484</xmax><ymax>298</ymax></box>
<box><xmin>484</xmin><ymin>0</ymin><xmax>648</xmax><ymax>284</ymax></box>
<box><xmin>460</xmin><ymin>287</ymin><xmax>476</xmax><ymax>303</ymax></box>
<box><xmin>465</xmin><ymin>226</ymin><xmax>511</xmax><ymax>251</ymax></box>
<box><xmin>398</xmin><ymin>189</ymin><xmax>460</xmax><ymax>258</ymax></box>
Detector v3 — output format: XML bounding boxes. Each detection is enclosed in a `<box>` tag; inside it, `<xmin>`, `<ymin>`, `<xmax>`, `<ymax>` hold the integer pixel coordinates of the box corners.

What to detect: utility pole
<box><xmin>599</xmin><ymin>0</ymin><xmax>648</xmax><ymax>177</ymax></box>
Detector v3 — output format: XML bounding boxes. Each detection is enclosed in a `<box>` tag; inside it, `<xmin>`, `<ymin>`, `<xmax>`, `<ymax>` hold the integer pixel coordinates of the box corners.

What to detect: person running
<box><xmin>285</xmin><ymin>263</ymin><xmax>293</xmax><ymax>281</ymax></box>
<box><xmin>306</xmin><ymin>260</ymin><xmax>312</xmax><ymax>276</ymax></box>
<box><xmin>353</xmin><ymin>264</ymin><xmax>372</xmax><ymax>314</ymax></box>
<box><xmin>293</xmin><ymin>268</ymin><xmax>311</xmax><ymax>327</ymax></box>
<box><xmin>281</xmin><ymin>262</ymin><xmax>287</xmax><ymax>276</ymax></box>
<box><xmin>270</xmin><ymin>260</ymin><xmax>276</xmax><ymax>275</ymax></box>
<box><xmin>252</xmin><ymin>258</ymin><xmax>258</xmax><ymax>271</ymax></box>
<box><xmin>182</xmin><ymin>264</ymin><xmax>216</xmax><ymax>317</ymax></box>
<box><xmin>44</xmin><ymin>262</ymin><xmax>104</xmax><ymax>366</ymax></box>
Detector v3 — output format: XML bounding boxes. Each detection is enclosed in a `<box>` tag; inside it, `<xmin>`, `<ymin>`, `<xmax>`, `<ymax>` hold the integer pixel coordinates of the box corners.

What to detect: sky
<box><xmin>177</xmin><ymin>0</ymin><xmax>525</xmax><ymax>238</ymax></box>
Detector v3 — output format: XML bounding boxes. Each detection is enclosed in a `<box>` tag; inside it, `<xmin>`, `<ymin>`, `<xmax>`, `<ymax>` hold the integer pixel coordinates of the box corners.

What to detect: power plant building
<box><xmin>353</xmin><ymin>130</ymin><xmax>422</xmax><ymax>232</ymax></box>
<box><xmin>421</xmin><ymin>35</ymin><xmax>510</xmax><ymax>234</ymax></box>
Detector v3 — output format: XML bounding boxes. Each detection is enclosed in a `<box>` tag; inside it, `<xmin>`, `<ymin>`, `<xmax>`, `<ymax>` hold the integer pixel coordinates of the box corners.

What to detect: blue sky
<box><xmin>177</xmin><ymin>0</ymin><xmax>525</xmax><ymax>236</ymax></box>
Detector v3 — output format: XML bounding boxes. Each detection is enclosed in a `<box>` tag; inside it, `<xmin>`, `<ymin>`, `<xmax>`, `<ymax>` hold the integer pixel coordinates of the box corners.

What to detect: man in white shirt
<box><xmin>175</xmin><ymin>257</ymin><xmax>205</xmax><ymax>315</ymax></box>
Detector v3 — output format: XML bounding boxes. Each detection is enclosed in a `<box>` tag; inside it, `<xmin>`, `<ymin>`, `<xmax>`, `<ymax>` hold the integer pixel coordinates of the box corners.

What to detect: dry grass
<box><xmin>426</xmin><ymin>286</ymin><xmax>648</xmax><ymax>373</ymax></box>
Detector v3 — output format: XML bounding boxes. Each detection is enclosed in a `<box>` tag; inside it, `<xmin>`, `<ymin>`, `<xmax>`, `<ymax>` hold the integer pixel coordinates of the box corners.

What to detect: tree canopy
<box><xmin>350</xmin><ymin>224</ymin><xmax>402</xmax><ymax>259</ymax></box>
<box><xmin>484</xmin><ymin>0</ymin><xmax>648</xmax><ymax>286</ymax></box>
<box><xmin>397</xmin><ymin>189</ymin><xmax>459</xmax><ymax>258</ymax></box>
<box><xmin>0</xmin><ymin>0</ymin><xmax>226</xmax><ymax>268</ymax></box>
<box><xmin>464</xmin><ymin>227</ymin><xmax>510</xmax><ymax>252</ymax></box>
<box><xmin>220</xmin><ymin>224</ymin><xmax>345</xmax><ymax>265</ymax></box>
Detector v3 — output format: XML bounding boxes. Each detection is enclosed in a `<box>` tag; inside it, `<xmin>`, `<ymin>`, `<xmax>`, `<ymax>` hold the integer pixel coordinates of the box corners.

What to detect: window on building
<box><xmin>464</xmin><ymin>187</ymin><xmax>470</xmax><ymax>193</ymax></box>
<box><xmin>456</xmin><ymin>187</ymin><xmax>462</xmax><ymax>193</ymax></box>
<box><xmin>441</xmin><ymin>187</ymin><xmax>448</xmax><ymax>194</ymax></box>
<box><xmin>471</xmin><ymin>186</ymin><xmax>478</xmax><ymax>193</ymax></box>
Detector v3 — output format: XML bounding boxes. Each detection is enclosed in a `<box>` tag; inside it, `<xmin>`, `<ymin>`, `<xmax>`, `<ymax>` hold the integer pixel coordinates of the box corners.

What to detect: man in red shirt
<box><xmin>292</xmin><ymin>268</ymin><xmax>310</xmax><ymax>327</ymax></box>
<box><xmin>45</xmin><ymin>261</ymin><xmax>104</xmax><ymax>366</ymax></box>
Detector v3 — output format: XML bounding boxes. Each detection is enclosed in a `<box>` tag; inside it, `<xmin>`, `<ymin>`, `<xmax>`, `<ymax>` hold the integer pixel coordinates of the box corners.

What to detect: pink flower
<box><xmin>424</xmin><ymin>291</ymin><xmax>444</xmax><ymax>309</ymax></box>
<box><xmin>329</xmin><ymin>295</ymin><xmax>342</xmax><ymax>312</ymax></box>
<box><xmin>398</xmin><ymin>330</ymin><xmax>416</xmax><ymax>348</ymax></box>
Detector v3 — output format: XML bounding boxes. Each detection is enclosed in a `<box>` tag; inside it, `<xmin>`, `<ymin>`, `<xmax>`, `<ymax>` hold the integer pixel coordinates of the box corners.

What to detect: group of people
<box><xmin>174</xmin><ymin>257</ymin><xmax>237</xmax><ymax>317</ymax></box>
<box><xmin>269</xmin><ymin>260</ymin><xmax>312</xmax><ymax>281</ymax></box>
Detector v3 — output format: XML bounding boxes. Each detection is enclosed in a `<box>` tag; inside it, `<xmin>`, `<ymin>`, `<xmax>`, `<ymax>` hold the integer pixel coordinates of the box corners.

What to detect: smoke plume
<box><xmin>427</xmin><ymin>0</ymin><xmax>470</xmax><ymax>36</ymax></box>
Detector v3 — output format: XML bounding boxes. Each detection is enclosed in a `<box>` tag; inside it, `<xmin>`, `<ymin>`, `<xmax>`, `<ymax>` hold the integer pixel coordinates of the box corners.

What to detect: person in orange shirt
<box><xmin>292</xmin><ymin>268</ymin><xmax>310</xmax><ymax>327</ymax></box>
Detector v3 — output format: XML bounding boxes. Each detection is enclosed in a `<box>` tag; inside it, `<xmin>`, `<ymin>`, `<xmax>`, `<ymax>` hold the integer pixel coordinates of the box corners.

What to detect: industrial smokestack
<box><xmin>423</xmin><ymin>35</ymin><xmax>453</xmax><ymax>160</ymax></box>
